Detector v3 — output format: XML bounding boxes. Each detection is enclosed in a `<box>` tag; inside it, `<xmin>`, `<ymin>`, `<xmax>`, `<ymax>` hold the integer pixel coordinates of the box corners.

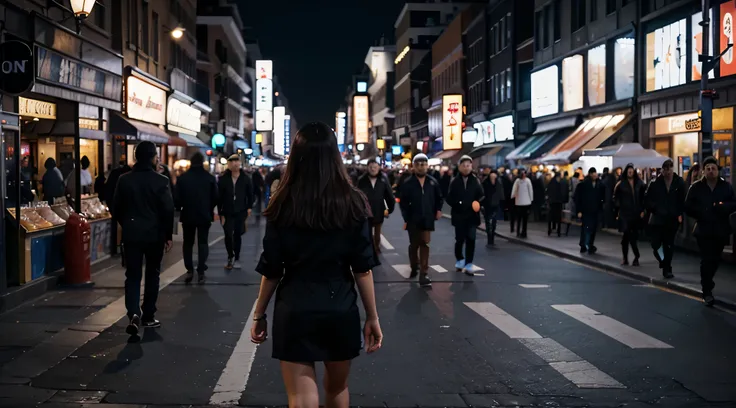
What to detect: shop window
<box><xmin>91</xmin><ymin>2</ymin><xmax>106</xmax><ymax>30</ymax></box>
<box><xmin>535</xmin><ymin>11</ymin><xmax>543</xmax><ymax>50</ymax></box>
<box><xmin>645</xmin><ymin>19</ymin><xmax>686</xmax><ymax>91</ymax></box>
<box><xmin>588</xmin><ymin>44</ymin><xmax>606</xmax><ymax>106</ymax></box>
<box><xmin>553</xmin><ymin>1</ymin><xmax>561</xmax><ymax>41</ymax></box>
<box><xmin>152</xmin><ymin>12</ymin><xmax>159</xmax><ymax>61</ymax></box>
<box><xmin>590</xmin><ymin>0</ymin><xmax>597</xmax><ymax>22</ymax></box>
<box><xmin>654</xmin><ymin>138</ymin><xmax>672</xmax><ymax>161</ymax></box>
<box><xmin>506</xmin><ymin>68</ymin><xmax>512</xmax><ymax>100</ymax></box>
<box><xmin>197</xmin><ymin>25</ymin><xmax>208</xmax><ymax>54</ymax></box>
<box><xmin>614</xmin><ymin>37</ymin><xmax>635</xmax><ymax>99</ymax></box>
<box><xmin>606</xmin><ymin>0</ymin><xmax>616</xmax><ymax>14</ymax></box>
<box><xmin>571</xmin><ymin>0</ymin><xmax>586</xmax><ymax>32</ymax></box>
<box><xmin>141</xmin><ymin>0</ymin><xmax>149</xmax><ymax>54</ymax></box>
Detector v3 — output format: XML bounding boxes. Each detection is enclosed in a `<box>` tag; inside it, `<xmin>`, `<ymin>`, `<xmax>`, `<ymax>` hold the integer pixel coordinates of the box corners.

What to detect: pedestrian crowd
<box><xmin>100</xmin><ymin>123</ymin><xmax>736</xmax><ymax>408</ymax></box>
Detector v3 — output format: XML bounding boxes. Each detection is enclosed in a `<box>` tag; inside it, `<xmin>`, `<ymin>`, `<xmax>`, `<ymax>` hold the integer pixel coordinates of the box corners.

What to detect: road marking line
<box><xmin>431</xmin><ymin>265</ymin><xmax>448</xmax><ymax>273</ymax></box>
<box><xmin>209</xmin><ymin>299</ymin><xmax>259</xmax><ymax>406</ymax></box>
<box><xmin>551</xmin><ymin>304</ymin><xmax>673</xmax><ymax>349</ymax></box>
<box><xmin>380</xmin><ymin>234</ymin><xmax>394</xmax><ymax>250</ymax></box>
<box><xmin>632</xmin><ymin>284</ymin><xmax>653</xmax><ymax>287</ymax></box>
<box><xmin>519</xmin><ymin>284</ymin><xmax>550</xmax><ymax>289</ymax></box>
<box><xmin>465</xmin><ymin>302</ymin><xmax>624</xmax><ymax>389</ymax></box>
<box><xmin>391</xmin><ymin>264</ymin><xmax>412</xmax><ymax>279</ymax></box>
<box><xmin>473</xmin><ymin>273</ymin><xmax>486</xmax><ymax>276</ymax></box>
<box><xmin>0</xmin><ymin>236</ymin><xmax>226</xmax><ymax>380</ymax></box>
<box><xmin>464</xmin><ymin>302</ymin><xmax>542</xmax><ymax>339</ymax></box>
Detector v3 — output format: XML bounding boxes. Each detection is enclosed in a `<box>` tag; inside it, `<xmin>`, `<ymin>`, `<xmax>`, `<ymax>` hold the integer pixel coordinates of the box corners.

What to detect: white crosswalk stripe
<box><xmin>552</xmin><ymin>305</ymin><xmax>673</xmax><ymax>349</ymax></box>
<box><xmin>431</xmin><ymin>265</ymin><xmax>448</xmax><ymax>273</ymax></box>
<box><xmin>465</xmin><ymin>301</ymin><xmax>625</xmax><ymax>389</ymax></box>
<box><xmin>380</xmin><ymin>234</ymin><xmax>394</xmax><ymax>250</ymax></box>
<box><xmin>519</xmin><ymin>284</ymin><xmax>550</xmax><ymax>289</ymax></box>
<box><xmin>391</xmin><ymin>264</ymin><xmax>412</xmax><ymax>279</ymax></box>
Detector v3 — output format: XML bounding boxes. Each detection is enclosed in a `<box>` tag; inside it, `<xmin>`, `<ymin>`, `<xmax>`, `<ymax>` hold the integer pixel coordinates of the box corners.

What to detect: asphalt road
<box><xmin>2</xmin><ymin>214</ymin><xmax>736</xmax><ymax>408</ymax></box>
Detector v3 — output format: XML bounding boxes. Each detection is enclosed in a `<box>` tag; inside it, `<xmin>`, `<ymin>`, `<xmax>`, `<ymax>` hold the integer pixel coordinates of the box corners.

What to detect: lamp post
<box><xmin>69</xmin><ymin>0</ymin><xmax>95</xmax><ymax>34</ymax></box>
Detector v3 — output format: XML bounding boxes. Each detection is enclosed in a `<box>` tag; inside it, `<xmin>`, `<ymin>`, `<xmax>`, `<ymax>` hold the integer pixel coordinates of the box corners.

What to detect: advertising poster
<box><xmin>273</xmin><ymin>107</ymin><xmax>286</xmax><ymax>156</ymax></box>
<box><xmin>352</xmin><ymin>95</ymin><xmax>370</xmax><ymax>145</ymax></box>
<box><xmin>646</xmin><ymin>19</ymin><xmax>686</xmax><ymax>91</ymax></box>
<box><xmin>588</xmin><ymin>45</ymin><xmax>606</xmax><ymax>106</ymax></box>
<box><xmin>693</xmin><ymin>10</ymin><xmax>714</xmax><ymax>80</ymax></box>
<box><xmin>442</xmin><ymin>94</ymin><xmax>463</xmax><ymax>150</ymax></box>
<box><xmin>562</xmin><ymin>55</ymin><xmax>583</xmax><ymax>112</ymax></box>
<box><xmin>614</xmin><ymin>37</ymin><xmax>635</xmax><ymax>99</ymax></box>
<box><xmin>531</xmin><ymin>65</ymin><xmax>559</xmax><ymax>118</ymax></box>
<box><xmin>720</xmin><ymin>2</ymin><xmax>736</xmax><ymax>77</ymax></box>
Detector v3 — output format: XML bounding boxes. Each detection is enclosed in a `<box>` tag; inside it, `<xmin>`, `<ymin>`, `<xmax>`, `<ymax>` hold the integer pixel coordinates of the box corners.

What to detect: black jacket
<box><xmin>446</xmin><ymin>174</ymin><xmax>484</xmax><ymax>227</ymax></box>
<box><xmin>613</xmin><ymin>177</ymin><xmax>646</xmax><ymax>231</ymax></box>
<box><xmin>560</xmin><ymin>178</ymin><xmax>570</xmax><ymax>204</ymax></box>
<box><xmin>105</xmin><ymin>164</ymin><xmax>131</xmax><ymax>208</ymax></box>
<box><xmin>399</xmin><ymin>174</ymin><xmax>443</xmax><ymax>231</ymax></box>
<box><xmin>685</xmin><ymin>177</ymin><xmax>736</xmax><ymax>240</ymax></box>
<box><xmin>357</xmin><ymin>173</ymin><xmax>396</xmax><ymax>225</ymax></box>
<box><xmin>574</xmin><ymin>177</ymin><xmax>605</xmax><ymax>217</ymax></box>
<box><xmin>482</xmin><ymin>177</ymin><xmax>504</xmax><ymax>209</ymax></box>
<box><xmin>176</xmin><ymin>165</ymin><xmax>218</xmax><ymax>226</ymax></box>
<box><xmin>112</xmin><ymin>163</ymin><xmax>175</xmax><ymax>244</ymax></box>
<box><xmin>218</xmin><ymin>169</ymin><xmax>254</xmax><ymax>216</ymax></box>
<box><xmin>546</xmin><ymin>178</ymin><xmax>564</xmax><ymax>204</ymax></box>
<box><xmin>645</xmin><ymin>173</ymin><xmax>686</xmax><ymax>226</ymax></box>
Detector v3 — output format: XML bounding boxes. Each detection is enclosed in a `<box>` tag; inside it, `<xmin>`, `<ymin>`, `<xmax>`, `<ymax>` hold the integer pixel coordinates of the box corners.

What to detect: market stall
<box><xmin>576</xmin><ymin>143</ymin><xmax>672</xmax><ymax>171</ymax></box>
<box><xmin>5</xmin><ymin>196</ymin><xmax>111</xmax><ymax>284</ymax></box>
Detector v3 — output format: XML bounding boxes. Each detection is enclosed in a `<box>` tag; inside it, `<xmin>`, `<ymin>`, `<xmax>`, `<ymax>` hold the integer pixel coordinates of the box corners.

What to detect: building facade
<box><xmin>365</xmin><ymin>43</ymin><xmax>396</xmax><ymax>161</ymax></box>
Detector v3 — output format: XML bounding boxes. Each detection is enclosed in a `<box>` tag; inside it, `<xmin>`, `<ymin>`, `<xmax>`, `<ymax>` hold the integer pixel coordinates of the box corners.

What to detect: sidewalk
<box><xmin>442</xmin><ymin>213</ymin><xmax>736</xmax><ymax>311</ymax></box>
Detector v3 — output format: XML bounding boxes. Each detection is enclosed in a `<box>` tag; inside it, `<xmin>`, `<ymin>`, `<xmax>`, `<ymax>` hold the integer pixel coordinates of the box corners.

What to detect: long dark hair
<box><xmin>263</xmin><ymin>122</ymin><xmax>368</xmax><ymax>230</ymax></box>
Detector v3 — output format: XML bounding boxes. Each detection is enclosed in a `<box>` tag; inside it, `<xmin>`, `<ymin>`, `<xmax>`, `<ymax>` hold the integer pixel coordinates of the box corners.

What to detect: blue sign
<box><xmin>385</xmin><ymin>153</ymin><xmax>392</xmax><ymax>162</ymax></box>
<box><xmin>284</xmin><ymin>116</ymin><xmax>291</xmax><ymax>155</ymax></box>
<box><xmin>391</xmin><ymin>145</ymin><xmax>402</xmax><ymax>155</ymax></box>
<box><xmin>212</xmin><ymin>133</ymin><xmax>226</xmax><ymax>148</ymax></box>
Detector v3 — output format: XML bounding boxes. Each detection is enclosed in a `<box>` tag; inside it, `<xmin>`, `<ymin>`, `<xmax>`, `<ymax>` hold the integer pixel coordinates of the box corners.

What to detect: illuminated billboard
<box><xmin>353</xmin><ymin>95</ymin><xmax>369</xmax><ymax>144</ymax></box>
<box><xmin>442</xmin><ymin>94</ymin><xmax>462</xmax><ymax>150</ymax></box>
<box><xmin>255</xmin><ymin>60</ymin><xmax>274</xmax><ymax>131</ymax></box>
<box><xmin>273</xmin><ymin>106</ymin><xmax>286</xmax><ymax>156</ymax></box>
<box><xmin>531</xmin><ymin>65</ymin><xmax>559</xmax><ymax>118</ymax></box>
<box><xmin>335</xmin><ymin>111</ymin><xmax>346</xmax><ymax>145</ymax></box>
<box><xmin>256</xmin><ymin>60</ymin><xmax>273</xmax><ymax>80</ymax></box>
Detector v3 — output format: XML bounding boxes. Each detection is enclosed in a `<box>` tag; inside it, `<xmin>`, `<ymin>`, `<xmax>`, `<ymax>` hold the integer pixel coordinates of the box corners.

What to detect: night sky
<box><xmin>239</xmin><ymin>0</ymin><xmax>404</xmax><ymax>127</ymax></box>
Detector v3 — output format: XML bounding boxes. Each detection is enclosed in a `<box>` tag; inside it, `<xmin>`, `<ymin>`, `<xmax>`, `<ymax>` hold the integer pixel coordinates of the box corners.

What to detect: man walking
<box><xmin>574</xmin><ymin>167</ymin><xmax>605</xmax><ymax>254</ymax></box>
<box><xmin>218</xmin><ymin>154</ymin><xmax>254</xmax><ymax>270</ymax></box>
<box><xmin>176</xmin><ymin>152</ymin><xmax>218</xmax><ymax>284</ymax></box>
<box><xmin>482</xmin><ymin>171</ymin><xmax>504</xmax><ymax>247</ymax></box>
<box><xmin>112</xmin><ymin>141</ymin><xmax>174</xmax><ymax>336</ymax></box>
<box><xmin>357</xmin><ymin>159</ymin><xmax>396</xmax><ymax>254</ymax></box>
<box><xmin>685</xmin><ymin>157</ymin><xmax>736</xmax><ymax>306</ymax></box>
<box><xmin>446</xmin><ymin>155</ymin><xmax>484</xmax><ymax>275</ymax></box>
<box><xmin>546</xmin><ymin>171</ymin><xmax>565</xmax><ymax>237</ymax></box>
<box><xmin>399</xmin><ymin>154</ymin><xmax>443</xmax><ymax>287</ymax></box>
<box><xmin>645</xmin><ymin>159</ymin><xmax>685</xmax><ymax>279</ymax></box>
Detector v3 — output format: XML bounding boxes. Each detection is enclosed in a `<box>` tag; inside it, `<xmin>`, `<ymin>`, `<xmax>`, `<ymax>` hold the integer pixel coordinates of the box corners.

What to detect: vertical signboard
<box><xmin>353</xmin><ymin>95</ymin><xmax>369</xmax><ymax>144</ymax></box>
<box><xmin>255</xmin><ymin>60</ymin><xmax>273</xmax><ymax>131</ymax></box>
<box><xmin>284</xmin><ymin>115</ymin><xmax>291</xmax><ymax>155</ymax></box>
<box><xmin>273</xmin><ymin>106</ymin><xmax>286</xmax><ymax>155</ymax></box>
<box><xmin>442</xmin><ymin>94</ymin><xmax>463</xmax><ymax>150</ymax></box>
<box><xmin>531</xmin><ymin>65</ymin><xmax>559</xmax><ymax>118</ymax></box>
<box><xmin>336</xmin><ymin>111</ymin><xmax>347</xmax><ymax>146</ymax></box>
<box><xmin>562</xmin><ymin>55</ymin><xmax>583</xmax><ymax>112</ymax></box>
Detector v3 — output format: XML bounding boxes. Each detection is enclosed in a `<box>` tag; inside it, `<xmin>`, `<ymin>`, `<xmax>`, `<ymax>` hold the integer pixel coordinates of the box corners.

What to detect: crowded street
<box><xmin>1</xmin><ymin>212</ymin><xmax>735</xmax><ymax>408</ymax></box>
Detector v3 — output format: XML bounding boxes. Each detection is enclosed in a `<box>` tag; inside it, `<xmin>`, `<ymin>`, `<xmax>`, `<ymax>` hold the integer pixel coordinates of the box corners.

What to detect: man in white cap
<box><xmin>445</xmin><ymin>155</ymin><xmax>484</xmax><ymax>276</ymax></box>
<box><xmin>398</xmin><ymin>153</ymin><xmax>444</xmax><ymax>287</ymax></box>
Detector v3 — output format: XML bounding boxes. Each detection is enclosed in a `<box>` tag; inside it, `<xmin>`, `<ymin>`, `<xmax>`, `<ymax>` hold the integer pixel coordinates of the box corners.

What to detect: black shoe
<box><xmin>580</xmin><ymin>246</ymin><xmax>587</xmax><ymax>253</ymax></box>
<box><xmin>198</xmin><ymin>274</ymin><xmax>206</xmax><ymax>284</ymax></box>
<box><xmin>184</xmin><ymin>271</ymin><xmax>194</xmax><ymax>284</ymax></box>
<box><xmin>126</xmin><ymin>315</ymin><xmax>141</xmax><ymax>336</ymax></box>
<box><xmin>547</xmin><ymin>229</ymin><xmax>552</xmax><ymax>236</ymax></box>
<box><xmin>409</xmin><ymin>269</ymin><xmax>418</xmax><ymax>279</ymax></box>
<box><xmin>225</xmin><ymin>257</ymin><xmax>234</xmax><ymax>270</ymax></box>
<box><xmin>632</xmin><ymin>258</ymin><xmax>640</xmax><ymax>267</ymax></box>
<box><xmin>704</xmin><ymin>294</ymin><xmax>715</xmax><ymax>307</ymax></box>
<box><xmin>141</xmin><ymin>319</ymin><xmax>161</xmax><ymax>328</ymax></box>
<box><xmin>621</xmin><ymin>259</ymin><xmax>629</xmax><ymax>266</ymax></box>
<box><xmin>663</xmin><ymin>268</ymin><xmax>674</xmax><ymax>279</ymax></box>
<box><xmin>419</xmin><ymin>274</ymin><xmax>432</xmax><ymax>287</ymax></box>
<box><xmin>588</xmin><ymin>246</ymin><xmax>597</xmax><ymax>254</ymax></box>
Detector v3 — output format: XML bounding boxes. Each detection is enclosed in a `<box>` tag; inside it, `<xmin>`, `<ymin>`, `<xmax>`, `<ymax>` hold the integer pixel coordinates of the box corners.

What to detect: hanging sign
<box><xmin>0</xmin><ymin>40</ymin><xmax>34</xmax><ymax>96</ymax></box>
<box><xmin>18</xmin><ymin>97</ymin><xmax>56</xmax><ymax>119</ymax></box>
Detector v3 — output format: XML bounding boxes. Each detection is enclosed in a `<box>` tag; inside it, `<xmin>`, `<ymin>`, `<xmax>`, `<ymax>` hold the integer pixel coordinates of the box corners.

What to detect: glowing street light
<box><xmin>70</xmin><ymin>0</ymin><xmax>95</xmax><ymax>19</ymax></box>
<box><xmin>171</xmin><ymin>27</ymin><xmax>185</xmax><ymax>39</ymax></box>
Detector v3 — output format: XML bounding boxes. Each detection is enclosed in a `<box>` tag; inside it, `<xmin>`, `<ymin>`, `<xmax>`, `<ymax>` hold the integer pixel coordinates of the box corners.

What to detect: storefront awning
<box><xmin>539</xmin><ymin>112</ymin><xmax>633</xmax><ymax>165</ymax></box>
<box><xmin>178</xmin><ymin>133</ymin><xmax>209</xmax><ymax>148</ymax></box>
<box><xmin>506</xmin><ymin>132</ymin><xmax>561</xmax><ymax>161</ymax></box>
<box><xmin>433</xmin><ymin>149</ymin><xmax>461</xmax><ymax>160</ymax></box>
<box><xmin>469</xmin><ymin>144</ymin><xmax>506</xmax><ymax>159</ymax></box>
<box><xmin>167</xmin><ymin>135</ymin><xmax>188</xmax><ymax>147</ymax></box>
<box><xmin>233</xmin><ymin>139</ymin><xmax>249</xmax><ymax>150</ymax></box>
<box><xmin>111</xmin><ymin>113</ymin><xmax>170</xmax><ymax>144</ymax></box>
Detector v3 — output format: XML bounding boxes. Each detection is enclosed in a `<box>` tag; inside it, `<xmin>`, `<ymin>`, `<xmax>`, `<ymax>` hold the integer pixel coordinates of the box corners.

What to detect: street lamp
<box><xmin>171</xmin><ymin>27</ymin><xmax>185</xmax><ymax>39</ymax></box>
<box><xmin>69</xmin><ymin>0</ymin><xmax>95</xmax><ymax>33</ymax></box>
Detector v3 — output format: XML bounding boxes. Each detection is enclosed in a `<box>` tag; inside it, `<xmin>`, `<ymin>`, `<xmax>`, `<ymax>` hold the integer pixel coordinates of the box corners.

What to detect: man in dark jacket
<box><xmin>176</xmin><ymin>152</ymin><xmax>218</xmax><ymax>284</ymax></box>
<box><xmin>112</xmin><ymin>142</ymin><xmax>174</xmax><ymax>336</ymax></box>
<box><xmin>482</xmin><ymin>170</ymin><xmax>504</xmax><ymax>247</ymax></box>
<box><xmin>105</xmin><ymin>160</ymin><xmax>132</xmax><ymax>255</ymax></box>
<box><xmin>218</xmin><ymin>155</ymin><xmax>254</xmax><ymax>270</ymax></box>
<box><xmin>684</xmin><ymin>156</ymin><xmax>736</xmax><ymax>306</ymax></box>
<box><xmin>645</xmin><ymin>159</ymin><xmax>685</xmax><ymax>279</ymax></box>
<box><xmin>574</xmin><ymin>167</ymin><xmax>605</xmax><ymax>254</ymax></box>
<box><xmin>357</xmin><ymin>159</ymin><xmax>396</xmax><ymax>254</ymax></box>
<box><xmin>399</xmin><ymin>154</ymin><xmax>443</xmax><ymax>287</ymax></box>
<box><xmin>546</xmin><ymin>171</ymin><xmax>564</xmax><ymax>237</ymax></box>
<box><xmin>446</xmin><ymin>155</ymin><xmax>484</xmax><ymax>275</ymax></box>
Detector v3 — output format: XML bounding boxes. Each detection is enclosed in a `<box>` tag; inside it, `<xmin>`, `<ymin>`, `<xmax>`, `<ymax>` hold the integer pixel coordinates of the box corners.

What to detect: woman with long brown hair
<box><xmin>250</xmin><ymin>122</ymin><xmax>383</xmax><ymax>408</ymax></box>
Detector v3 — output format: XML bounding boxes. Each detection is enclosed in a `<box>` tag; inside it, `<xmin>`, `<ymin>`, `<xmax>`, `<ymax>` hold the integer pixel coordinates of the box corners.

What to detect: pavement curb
<box><xmin>440</xmin><ymin>214</ymin><xmax>736</xmax><ymax>312</ymax></box>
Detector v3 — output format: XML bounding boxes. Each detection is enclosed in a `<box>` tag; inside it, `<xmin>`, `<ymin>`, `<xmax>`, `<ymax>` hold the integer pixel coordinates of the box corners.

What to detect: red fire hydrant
<box><xmin>63</xmin><ymin>213</ymin><xmax>93</xmax><ymax>286</ymax></box>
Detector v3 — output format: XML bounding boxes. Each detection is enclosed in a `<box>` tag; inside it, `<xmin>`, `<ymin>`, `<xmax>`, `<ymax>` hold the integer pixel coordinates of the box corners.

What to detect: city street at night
<box><xmin>1</xmin><ymin>215</ymin><xmax>735</xmax><ymax>408</ymax></box>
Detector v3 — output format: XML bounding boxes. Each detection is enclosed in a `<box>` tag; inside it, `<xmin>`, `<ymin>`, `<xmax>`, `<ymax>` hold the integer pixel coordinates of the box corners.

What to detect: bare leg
<box><xmin>324</xmin><ymin>360</ymin><xmax>351</xmax><ymax>408</ymax></box>
<box><xmin>280</xmin><ymin>361</ymin><xmax>319</xmax><ymax>408</ymax></box>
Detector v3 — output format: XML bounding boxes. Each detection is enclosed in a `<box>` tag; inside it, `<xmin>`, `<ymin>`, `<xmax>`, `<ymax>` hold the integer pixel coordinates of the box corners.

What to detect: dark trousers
<box><xmin>696</xmin><ymin>236</ymin><xmax>725</xmax><ymax>296</ymax></box>
<box><xmin>124</xmin><ymin>242</ymin><xmax>164</xmax><ymax>321</ymax></box>
<box><xmin>484</xmin><ymin>207</ymin><xmax>498</xmax><ymax>245</ymax></box>
<box><xmin>650</xmin><ymin>223</ymin><xmax>677</xmax><ymax>270</ymax></box>
<box><xmin>515</xmin><ymin>205</ymin><xmax>530</xmax><ymax>235</ymax></box>
<box><xmin>454</xmin><ymin>224</ymin><xmax>477</xmax><ymax>263</ymax></box>
<box><xmin>509</xmin><ymin>202</ymin><xmax>517</xmax><ymax>232</ymax></box>
<box><xmin>579</xmin><ymin>216</ymin><xmax>598</xmax><ymax>249</ymax></box>
<box><xmin>548</xmin><ymin>203</ymin><xmax>563</xmax><ymax>233</ymax></box>
<box><xmin>223</xmin><ymin>212</ymin><xmax>246</xmax><ymax>260</ymax></box>
<box><xmin>408</xmin><ymin>226</ymin><xmax>431</xmax><ymax>273</ymax></box>
<box><xmin>621</xmin><ymin>227</ymin><xmax>640</xmax><ymax>260</ymax></box>
<box><xmin>183</xmin><ymin>223</ymin><xmax>211</xmax><ymax>274</ymax></box>
<box><xmin>371</xmin><ymin>222</ymin><xmax>383</xmax><ymax>254</ymax></box>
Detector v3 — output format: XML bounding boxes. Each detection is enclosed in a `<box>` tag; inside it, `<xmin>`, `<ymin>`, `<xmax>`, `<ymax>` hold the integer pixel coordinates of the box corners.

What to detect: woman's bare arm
<box><xmin>354</xmin><ymin>271</ymin><xmax>378</xmax><ymax>320</ymax></box>
<box><xmin>254</xmin><ymin>276</ymin><xmax>279</xmax><ymax>318</ymax></box>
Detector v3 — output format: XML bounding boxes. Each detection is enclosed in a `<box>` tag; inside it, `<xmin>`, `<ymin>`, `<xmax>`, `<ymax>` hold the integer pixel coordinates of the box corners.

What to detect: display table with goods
<box><xmin>5</xmin><ymin>196</ymin><xmax>112</xmax><ymax>285</ymax></box>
